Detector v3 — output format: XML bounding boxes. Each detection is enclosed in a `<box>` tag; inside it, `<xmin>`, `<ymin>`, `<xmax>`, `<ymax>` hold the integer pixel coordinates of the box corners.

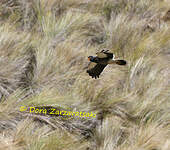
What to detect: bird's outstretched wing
<box><xmin>96</xmin><ymin>49</ymin><xmax>113</xmax><ymax>59</ymax></box>
<box><xmin>87</xmin><ymin>62</ymin><xmax>107</xmax><ymax>79</ymax></box>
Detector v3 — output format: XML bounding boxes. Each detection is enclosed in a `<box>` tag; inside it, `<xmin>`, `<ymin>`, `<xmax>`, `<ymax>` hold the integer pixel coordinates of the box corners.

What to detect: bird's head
<box><xmin>88</xmin><ymin>56</ymin><xmax>99</xmax><ymax>63</ymax></box>
<box><xmin>88</xmin><ymin>56</ymin><xmax>94</xmax><ymax>61</ymax></box>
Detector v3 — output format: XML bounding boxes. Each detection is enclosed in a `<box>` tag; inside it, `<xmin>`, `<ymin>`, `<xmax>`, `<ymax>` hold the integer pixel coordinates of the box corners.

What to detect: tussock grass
<box><xmin>0</xmin><ymin>0</ymin><xmax>169</xmax><ymax>150</ymax></box>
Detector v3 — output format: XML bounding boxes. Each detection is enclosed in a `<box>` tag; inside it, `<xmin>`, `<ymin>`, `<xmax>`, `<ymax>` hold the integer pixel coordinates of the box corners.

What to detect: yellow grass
<box><xmin>0</xmin><ymin>0</ymin><xmax>169</xmax><ymax>150</ymax></box>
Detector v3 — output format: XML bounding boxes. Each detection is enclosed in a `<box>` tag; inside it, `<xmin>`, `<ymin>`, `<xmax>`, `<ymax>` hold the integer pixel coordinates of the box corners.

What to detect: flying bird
<box><xmin>86</xmin><ymin>50</ymin><xmax>126</xmax><ymax>79</ymax></box>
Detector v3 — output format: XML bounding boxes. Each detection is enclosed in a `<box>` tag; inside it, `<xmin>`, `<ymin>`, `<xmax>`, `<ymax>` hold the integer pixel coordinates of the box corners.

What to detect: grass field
<box><xmin>0</xmin><ymin>0</ymin><xmax>170</xmax><ymax>150</ymax></box>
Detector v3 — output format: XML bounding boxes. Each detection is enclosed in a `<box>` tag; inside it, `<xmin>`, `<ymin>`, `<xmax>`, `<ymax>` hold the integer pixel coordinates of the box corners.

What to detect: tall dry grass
<box><xmin>0</xmin><ymin>0</ymin><xmax>170</xmax><ymax>150</ymax></box>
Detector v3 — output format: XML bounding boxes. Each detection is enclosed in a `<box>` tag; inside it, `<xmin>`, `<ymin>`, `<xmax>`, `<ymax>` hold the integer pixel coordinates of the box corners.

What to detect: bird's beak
<box><xmin>88</xmin><ymin>57</ymin><xmax>90</xmax><ymax>61</ymax></box>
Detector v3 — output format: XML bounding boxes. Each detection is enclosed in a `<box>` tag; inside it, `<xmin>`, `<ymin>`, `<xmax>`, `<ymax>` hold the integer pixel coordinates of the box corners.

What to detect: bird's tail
<box><xmin>115</xmin><ymin>60</ymin><xmax>126</xmax><ymax>65</ymax></box>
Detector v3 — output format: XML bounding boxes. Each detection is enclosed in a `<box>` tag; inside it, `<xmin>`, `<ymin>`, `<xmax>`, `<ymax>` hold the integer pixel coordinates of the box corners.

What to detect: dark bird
<box><xmin>86</xmin><ymin>50</ymin><xmax>126</xmax><ymax>79</ymax></box>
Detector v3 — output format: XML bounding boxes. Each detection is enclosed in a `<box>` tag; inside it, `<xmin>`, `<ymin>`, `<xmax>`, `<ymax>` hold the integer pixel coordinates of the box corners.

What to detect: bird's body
<box><xmin>86</xmin><ymin>50</ymin><xmax>126</xmax><ymax>79</ymax></box>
